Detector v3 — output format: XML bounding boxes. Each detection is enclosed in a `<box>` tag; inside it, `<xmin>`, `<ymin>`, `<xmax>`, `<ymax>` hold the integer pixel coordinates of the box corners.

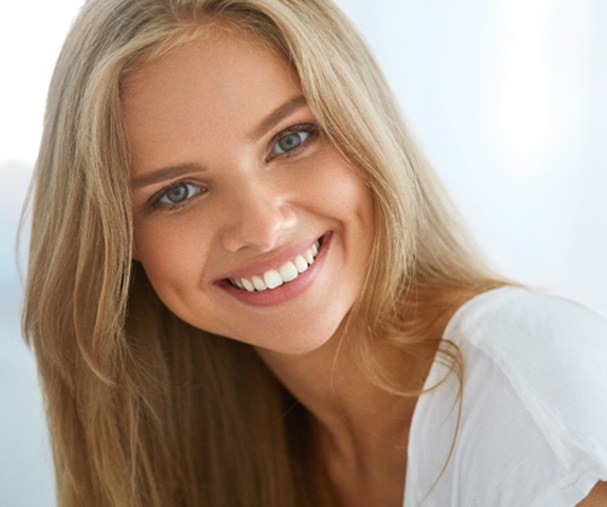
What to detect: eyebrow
<box><xmin>249</xmin><ymin>95</ymin><xmax>307</xmax><ymax>140</ymax></box>
<box><xmin>130</xmin><ymin>95</ymin><xmax>308</xmax><ymax>190</ymax></box>
<box><xmin>131</xmin><ymin>162</ymin><xmax>205</xmax><ymax>191</ymax></box>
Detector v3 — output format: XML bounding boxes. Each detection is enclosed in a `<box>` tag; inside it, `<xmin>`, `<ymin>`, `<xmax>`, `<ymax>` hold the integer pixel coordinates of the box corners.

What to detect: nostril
<box><xmin>220</xmin><ymin>198</ymin><xmax>297</xmax><ymax>253</ymax></box>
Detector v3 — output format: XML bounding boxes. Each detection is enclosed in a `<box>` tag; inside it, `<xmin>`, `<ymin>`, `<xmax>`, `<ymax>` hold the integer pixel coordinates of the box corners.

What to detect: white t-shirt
<box><xmin>404</xmin><ymin>287</ymin><xmax>607</xmax><ymax>506</ymax></box>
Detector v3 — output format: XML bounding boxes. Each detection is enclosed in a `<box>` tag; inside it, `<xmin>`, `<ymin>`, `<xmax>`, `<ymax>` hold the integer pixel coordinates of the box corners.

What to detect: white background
<box><xmin>1</xmin><ymin>1</ymin><xmax>605</xmax><ymax>505</ymax></box>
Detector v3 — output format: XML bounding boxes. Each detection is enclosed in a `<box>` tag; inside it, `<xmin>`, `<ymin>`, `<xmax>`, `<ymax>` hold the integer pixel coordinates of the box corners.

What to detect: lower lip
<box><xmin>217</xmin><ymin>233</ymin><xmax>332</xmax><ymax>307</ymax></box>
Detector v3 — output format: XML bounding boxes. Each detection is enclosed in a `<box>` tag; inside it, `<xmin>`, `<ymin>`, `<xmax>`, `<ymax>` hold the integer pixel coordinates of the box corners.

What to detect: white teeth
<box><xmin>279</xmin><ymin>261</ymin><xmax>299</xmax><ymax>282</ymax></box>
<box><xmin>303</xmin><ymin>249</ymin><xmax>314</xmax><ymax>264</ymax></box>
<box><xmin>228</xmin><ymin>239</ymin><xmax>323</xmax><ymax>292</ymax></box>
<box><xmin>294</xmin><ymin>255</ymin><xmax>308</xmax><ymax>273</ymax></box>
<box><xmin>241</xmin><ymin>278</ymin><xmax>255</xmax><ymax>292</ymax></box>
<box><xmin>263</xmin><ymin>270</ymin><xmax>283</xmax><ymax>289</ymax></box>
<box><xmin>251</xmin><ymin>275</ymin><xmax>267</xmax><ymax>291</ymax></box>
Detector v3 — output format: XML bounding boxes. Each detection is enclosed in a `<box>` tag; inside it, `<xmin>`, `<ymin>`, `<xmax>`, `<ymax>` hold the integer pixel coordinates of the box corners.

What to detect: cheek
<box><xmin>302</xmin><ymin>152</ymin><xmax>374</xmax><ymax>220</ymax></box>
<box><xmin>326</xmin><ymin>166</ymin><xmax>375</xmax><ymax>229</ymax></box>
<box><xmin>133</xmin><ymin>218</ymin><xmax>210</xmax><ymax>295</ymax></box>
<box><xmin>352</xmin><ymin>177</ymin><xmax>375</xmax><ymax>226</ymax></box>
<box><xmin>326</xmin><ymin>164</ymin><xmax>376</xmax><ymax>256</ymax></box>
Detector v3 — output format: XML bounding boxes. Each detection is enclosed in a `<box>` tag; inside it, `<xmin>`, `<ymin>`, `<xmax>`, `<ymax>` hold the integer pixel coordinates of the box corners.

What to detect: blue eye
<box><xmin>271</xmin><ymin>127</ymin><xmax>315</xmax><ymax>157</ymax></box>
<box><xmin>157</xmin><ymin>182</ymin><xmax>201</xmax><ymax>206</ymax></box>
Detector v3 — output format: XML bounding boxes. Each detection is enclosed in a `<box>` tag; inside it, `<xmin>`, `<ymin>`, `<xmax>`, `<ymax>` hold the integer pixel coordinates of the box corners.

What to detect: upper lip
<box><xmin>215</xmin><ymin>235</ymin><xmax>325</xmax><ymax>282</ymax></box>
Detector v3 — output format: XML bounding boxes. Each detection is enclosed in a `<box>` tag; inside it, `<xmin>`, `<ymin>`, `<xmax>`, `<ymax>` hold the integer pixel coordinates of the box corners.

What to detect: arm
<box><xmin>577</xmin><ymin>481</ymin><xmax>607</xmax><ymax>507</ymax></box>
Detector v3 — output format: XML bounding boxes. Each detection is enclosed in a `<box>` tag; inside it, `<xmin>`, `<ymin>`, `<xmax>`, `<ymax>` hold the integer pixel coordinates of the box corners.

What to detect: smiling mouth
<box><xmin>227</xmin><ymin>239</ymin><xmax>322</xmax><ymax>292</ymax></box>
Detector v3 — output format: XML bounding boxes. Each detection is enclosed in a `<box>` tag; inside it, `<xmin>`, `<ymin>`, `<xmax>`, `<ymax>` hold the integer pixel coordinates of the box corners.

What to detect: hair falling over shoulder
<box><xmin>22</xmin><ymin>0</ymin><xmax>503</xmax><ymax>505</ymax></box>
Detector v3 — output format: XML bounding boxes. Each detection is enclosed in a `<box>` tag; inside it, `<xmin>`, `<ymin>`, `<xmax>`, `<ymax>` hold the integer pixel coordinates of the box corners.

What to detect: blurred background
<box><xmin>1</xmin><ymin>0</ymin><xmax>605</xmax><ymax>505</ymax></box>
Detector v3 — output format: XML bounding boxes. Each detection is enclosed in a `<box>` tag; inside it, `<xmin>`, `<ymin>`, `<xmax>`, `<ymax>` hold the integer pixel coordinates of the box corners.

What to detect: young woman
<box><xmin>23</xmin><ymin>0</ymin><xmax>607</xmax><ymax>505</ymax></box>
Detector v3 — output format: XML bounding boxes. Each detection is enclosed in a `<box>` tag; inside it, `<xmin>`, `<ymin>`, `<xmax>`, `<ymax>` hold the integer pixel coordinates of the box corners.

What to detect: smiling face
<box><xmin>123</xmin><ymin>26</ymin><xmax>375</xmax><ymax>354</ymax></box>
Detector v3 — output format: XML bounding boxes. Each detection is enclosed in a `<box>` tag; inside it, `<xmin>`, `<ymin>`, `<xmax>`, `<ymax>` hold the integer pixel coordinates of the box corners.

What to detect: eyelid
<box><xmin>148</xmin><ymin>180</ymin><xmax>205</xmax><ymax>210</ymax></box>
<box><xmin>267</xmin><ymin>123</ymin><xmax>319</xmax><ymax>161</ymax></box>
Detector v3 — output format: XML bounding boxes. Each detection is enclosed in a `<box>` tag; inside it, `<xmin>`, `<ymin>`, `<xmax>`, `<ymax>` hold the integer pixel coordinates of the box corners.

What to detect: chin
<box><xmin>250</xmin><ymin>317</ymin><xmax>347</xmax><ymax>356</ymax></box>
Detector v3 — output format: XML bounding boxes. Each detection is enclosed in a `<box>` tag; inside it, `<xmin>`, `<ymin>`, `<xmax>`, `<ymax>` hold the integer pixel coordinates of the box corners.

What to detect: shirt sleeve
<box><xmin>405</xmin><ymin>287</ymin><xmax>607</xmax><ymax>507</ymax></box>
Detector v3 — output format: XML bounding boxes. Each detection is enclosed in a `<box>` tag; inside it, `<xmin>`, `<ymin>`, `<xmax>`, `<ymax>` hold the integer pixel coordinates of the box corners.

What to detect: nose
<box><xmin>220</xmin><ymin>177</ymin><xmax>297</xmax><ymax>253</ymax></box>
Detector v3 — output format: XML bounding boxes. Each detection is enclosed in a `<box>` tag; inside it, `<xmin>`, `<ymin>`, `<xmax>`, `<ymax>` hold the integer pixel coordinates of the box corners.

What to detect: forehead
<box><xmin>122</xmin><ymin>24</ymin><xmax>289</xmax><ymax>114</ymax></box>
<box><xmin>121</xmin><ymin>25</ymin><xmax>301</xmax><ymax>172</ymax></box>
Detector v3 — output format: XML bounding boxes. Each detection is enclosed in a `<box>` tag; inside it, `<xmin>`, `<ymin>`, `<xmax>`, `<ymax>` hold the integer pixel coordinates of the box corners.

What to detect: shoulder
<box><xmin>447</xmin><ymin>286</ymin><xmax>607</xmax><ymax>355</ymax></box>
<box><xmin>447</xmin><ymin>287</ymin><xmax>607</xmax><ymax>448</ymax></box>
<box><xmin>447</xmin><ymin>286</ymin><xmax>607</xmax><ymax>400</ymax></box>
<box><xmin>423</xmin><ymin>287</ymin><xmax>607</xmax><ymax>505</ymax></box>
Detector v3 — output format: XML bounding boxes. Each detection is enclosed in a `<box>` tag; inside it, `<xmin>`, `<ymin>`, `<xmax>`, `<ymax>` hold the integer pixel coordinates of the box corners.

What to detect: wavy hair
<box><xmin>23</xmin><ymin>0</ymin><xmax>501</xmax><ymax>505</ymax></box>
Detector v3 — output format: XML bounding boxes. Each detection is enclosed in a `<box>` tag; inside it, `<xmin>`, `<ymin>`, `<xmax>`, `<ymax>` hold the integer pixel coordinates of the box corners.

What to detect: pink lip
<box><xmin>217</xmin><ymin>235</ymin><xmax>324</xmax><ymax>281</ymax></box>
<box><xmin>216</xmin><ymin>232</ymin><xmax>331</xmax><ymax>307</ymax></box>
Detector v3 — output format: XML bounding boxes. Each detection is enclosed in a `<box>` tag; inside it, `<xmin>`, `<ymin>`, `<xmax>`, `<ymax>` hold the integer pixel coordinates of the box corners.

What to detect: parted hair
<box><xmin>23</xmin><ymin>0</ymin><xmax>501</xmax><ymax>505</ymax></box>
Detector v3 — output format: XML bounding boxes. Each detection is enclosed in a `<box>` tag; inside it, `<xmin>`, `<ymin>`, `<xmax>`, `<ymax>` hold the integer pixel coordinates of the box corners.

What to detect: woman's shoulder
<box><xmin>446</xmin><ymin>285</ymin><xmax>607</xmax><ymax>354</ymax></box>
<box><xmin>449</xmin><ymin>287</ymin><xmax>607</xmax><ymax>478</ymax></box>
<box><xmin>405</xmin><ymin>287</ymin><xmax>607</xmax><ymax>506</ymax></box>
<box><xmin>446</xmin><ymin>286</ymin><xmax>607</xmax><ymax>440</ymax></box>
<box><xmin>446</xmin><ymin>286</ymin><xmax>607</xmax><ymax>390</ymax></box>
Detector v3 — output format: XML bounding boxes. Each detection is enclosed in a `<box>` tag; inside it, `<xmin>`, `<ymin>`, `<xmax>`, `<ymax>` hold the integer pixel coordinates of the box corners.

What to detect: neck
<box><xmin>255</xmin><ymin>317</ymin><xmax>438</xmax><ymax>499</ymax></box>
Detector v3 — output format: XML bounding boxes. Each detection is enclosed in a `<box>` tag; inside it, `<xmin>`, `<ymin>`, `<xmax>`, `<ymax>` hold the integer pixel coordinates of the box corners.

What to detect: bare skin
<box><xmin>124</xmin><ymin>25</ymin><xmax>426</xmax><ymax>505</ymax></box>
<box><xmin>257</xmin><ymin>319</ymin><xmax>436</xmax><ymax>507</ymax></box>
<box><xmin>577</xmin><ymin>481</ymin><xmax>607</xmax><ymax>506</ymax></box>
<box><xmin>123</xmin><ymin>23</ymin><xmax>606</xmax><ymax>507</ymax></box>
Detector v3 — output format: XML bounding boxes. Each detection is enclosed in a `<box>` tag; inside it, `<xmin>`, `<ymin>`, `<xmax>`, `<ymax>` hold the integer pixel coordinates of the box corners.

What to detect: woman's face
<box><xmin>124</xmin><ymin>27</ymin><xmax>375</xmax><ymax>354</ymax></box>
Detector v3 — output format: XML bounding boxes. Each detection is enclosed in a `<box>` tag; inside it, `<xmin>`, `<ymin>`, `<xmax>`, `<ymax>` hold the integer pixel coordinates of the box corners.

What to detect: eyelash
<box><xmin>149</xmin><ymin>123</ymin><xmax>319</xmax><ymax>211</ymax></box>
<box><xmin>150</xmin><ymin>181</ymin><xmax>204</xmax><ymax>210</ymax></box>
<box><xmin>267</xmin><ymin>123</ymin><xmax>318</xmax><ymax>161</ymax></box>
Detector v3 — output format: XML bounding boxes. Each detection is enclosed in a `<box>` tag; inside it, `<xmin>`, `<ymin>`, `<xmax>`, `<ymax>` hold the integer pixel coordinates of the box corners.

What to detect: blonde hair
<box><xmin>23</xmin><ymin>0</ymin><xmax>501</xmax><ymax>505</ymax></box>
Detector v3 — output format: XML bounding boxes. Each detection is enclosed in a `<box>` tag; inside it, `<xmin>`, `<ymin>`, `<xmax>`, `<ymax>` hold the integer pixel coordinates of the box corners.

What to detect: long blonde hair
<box><xmin>23</xmin><ymin>0</ymin><xmax>501</xmax><ymax>505</ymax></box>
